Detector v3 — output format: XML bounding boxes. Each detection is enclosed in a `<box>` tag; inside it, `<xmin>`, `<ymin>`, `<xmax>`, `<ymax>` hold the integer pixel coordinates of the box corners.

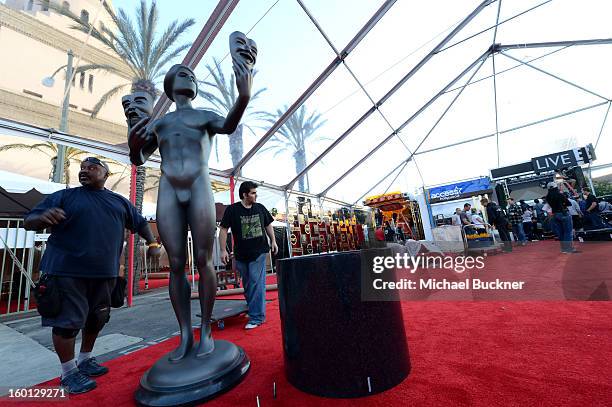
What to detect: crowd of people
<box><xmin>445</xmin><ymin>182</ymin><xmax>611</xmax><ymax>254</ymax></box>
<box><xmin>382</xmin><ymin>213</ymin><xmax>407</xmax><ymax>243</ymax></box>
<box><xmin>485</xmin><ymin>183</ymin><xmax>610</xmax><ymax>253</ymax></box>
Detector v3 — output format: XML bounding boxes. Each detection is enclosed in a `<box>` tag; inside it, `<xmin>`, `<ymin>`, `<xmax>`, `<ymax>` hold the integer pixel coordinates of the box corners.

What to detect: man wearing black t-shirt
<box><xmin>581</xmin><ymin>187</ymin><xmax>607</xmax><ymax>229</ymax></box>
<box><xmin>219</xmin><ymin>181</ymin><xmax>278</xmax><ymax>329</ymax></box>
<box><xmin>24</xmin><ymin>157</ymin><xmax>160</xmax><ymax>394</ymax></box>
<box><xmin>480</xmin><ymin>198</ymin><xmax>512</xmax><ymax>252</ymax></box>
<box><xmin>546</xmin><ymin>182</ymin><xmax>578</xmax><ymax>253</ymax></box>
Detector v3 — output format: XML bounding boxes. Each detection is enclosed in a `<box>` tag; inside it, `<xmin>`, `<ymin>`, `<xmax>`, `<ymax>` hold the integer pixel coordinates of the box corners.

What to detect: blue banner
<box><xmin>427</xmin><ymin>177</ymin><xmax>491</xmax><ymax>203</ymax></box>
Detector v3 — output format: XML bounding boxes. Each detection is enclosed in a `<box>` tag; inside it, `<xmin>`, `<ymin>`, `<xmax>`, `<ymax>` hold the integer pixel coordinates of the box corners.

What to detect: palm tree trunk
<box><xmin>228</xmin><ymin>124</ymin><xmax>244</xmax><ymax>168</ymax></box>
<box><xmin>49</xmin><ymin>157</ymin><xmax>57</xmax><ymax>182</ymax></box>
<box><xmin>124</xmin><ymin>166</ymin><xmax>147</xmax><ymax>296</ymax></box>
<box><xmin>63</xmin><ymin>160</ymin><xmax>70</xmax><ymax>184</ymax></box>
<box><xmin>132</xmin><ymin>166</ymin><xmax>146</xmax><ymax>295</ymax></box>
<box><xmin>295</xmin><ymin>149</ymin><xmax>308</xmax><ymax>193</ymax></box>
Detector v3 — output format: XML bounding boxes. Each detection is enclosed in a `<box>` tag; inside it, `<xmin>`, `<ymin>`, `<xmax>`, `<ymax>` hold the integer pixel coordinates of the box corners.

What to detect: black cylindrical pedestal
<box><xmin>277</xmin><ymin>250</ymin><xmax>410</xmax><ymax>398</ymax></box>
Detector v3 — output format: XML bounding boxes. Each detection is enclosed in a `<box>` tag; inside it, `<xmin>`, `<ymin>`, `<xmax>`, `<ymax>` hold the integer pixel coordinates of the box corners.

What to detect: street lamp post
<box><xmin>43</xmin><ymin>49</ymin><xmax>74</xmax><ymax>183</ymax></box>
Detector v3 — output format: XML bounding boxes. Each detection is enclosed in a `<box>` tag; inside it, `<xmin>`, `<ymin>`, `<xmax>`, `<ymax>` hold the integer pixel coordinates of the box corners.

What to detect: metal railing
<box><xmin>0</xmin><ymin>218</ymin><xmax>45</xmax><ymax>317</ymax></box>
<box><xmin>461</xmin><ymin>222</ymin><xmax>497</xmax><ymax>252</ymax></box>
<box><xmin>140</xmin><ymin>228</ymin><xmax>237</xmax><ymax>293</ymax></box>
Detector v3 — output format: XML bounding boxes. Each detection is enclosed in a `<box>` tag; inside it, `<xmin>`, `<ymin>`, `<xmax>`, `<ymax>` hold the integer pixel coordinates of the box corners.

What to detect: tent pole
<box><xmin>499</xmin><ymin>38</ymin><xmax>612</xmax><ymax>51</ymax></box>
<box><xmin>415</xmin><ymin>101</ymin><xmax>609</xmax><ymax>155</ymax></box>
<box><xmin>287</xmin><ymin>0</ymin><xmax>496</xmax><ymax>191</ymax></box>
<box><xmin>233</xmin><ymin>0</ymin><xmax>396</xmax><ymax>176</ymax></box>
<box><xmin>151</xmin><ymin>0</ymin><xmax>241</xmax><ymax>119</ymax></box>
<box><xmin>500</xmin><ymin>51</ymin><xmax>609</xmax><ymax>101</ymax></box>
<box><xmin>319</xmin><ymin>49</ymin><xmax>492</xmax><ymax>197</ymax></box>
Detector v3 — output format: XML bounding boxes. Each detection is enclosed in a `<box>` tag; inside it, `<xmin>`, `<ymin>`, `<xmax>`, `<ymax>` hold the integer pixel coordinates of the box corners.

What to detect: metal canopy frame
<box><xmin>151</xmin><ymin>0</ymin><xmax>241</xmax><ymax>119</ymax></box>
<box><xmin>231</xmin><ymin>0</ymin><xmax>398</xmax><ymax>177</ymax></box>
<box><xmin>284</xmin><ymin>0</ymin><xmax>495</xmax><ymax>191</ymax></box>
<box><xmin>4</xmin><ymin>0</ymin><xmax>612</xmax><ymax>209</ymax></box>
<box><xmin>320</xmin><ymin>35</ymin><xmax>612</xmax><ymax>202</ymax></box>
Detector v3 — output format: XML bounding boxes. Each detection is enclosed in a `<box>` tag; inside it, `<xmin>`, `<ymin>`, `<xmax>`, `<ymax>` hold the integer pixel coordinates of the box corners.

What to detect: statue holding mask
<box><xmin>127</xmin><ymin>32</ymin><xmax>258</xmax><ymax>406</ymax></box>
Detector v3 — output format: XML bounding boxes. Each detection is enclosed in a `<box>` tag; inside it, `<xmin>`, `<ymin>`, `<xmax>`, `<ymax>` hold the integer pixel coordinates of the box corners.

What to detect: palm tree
<box><xmin>0</xmin><ymin>141</ymin><xmax>129</xmax><ymax>188</ymax></box>
<box><xmin>0</xmin><ymin>142</ymin><xmax>90</xmax><ymax>184</ymax></box>
<box><xmin>143</xmin><ymin>170</ymin><xmax>162</xmax><ymax>194</ymax></box>
<box><xmin>107</xmin><ymin>163</ymin><xmax>131</xmax><ymax>192</ymax></box>
<box><xmin>48</xmin><ymin>0</ymin><xmax>195</xmax><ymax>211</ymax></box>
<box><xmin>48</xmin><ymin>0</ymin><xmax>195</xmax><ymax>115</ymax></box>
<box><xmin>261</xmin><ymin>105</ymin><xmax>328</xmax><ymax>193</ymax></box>
<box><xmin>48</xmin><ymin>0</ymin><xmax>195</xmax><ymax>293</ymax></box>
<box><xmin>198</xmin><ymin>59</ymin><xmax>268</xmax><ymax>168</ymax></box>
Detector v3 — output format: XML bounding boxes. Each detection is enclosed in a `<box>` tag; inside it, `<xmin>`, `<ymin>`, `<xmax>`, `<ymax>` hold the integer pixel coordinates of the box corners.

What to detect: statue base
<box><xmin>135</xmin><ymin>340</ymin><xmax>250</xmax><ymax>406</ymax></box>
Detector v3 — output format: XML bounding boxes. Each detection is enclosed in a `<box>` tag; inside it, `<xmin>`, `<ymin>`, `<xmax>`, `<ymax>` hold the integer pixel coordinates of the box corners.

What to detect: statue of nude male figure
<box><xmin>128</xmin><ymin>34</ymin><xmax>256</xmax><ymax>361</ymax></box>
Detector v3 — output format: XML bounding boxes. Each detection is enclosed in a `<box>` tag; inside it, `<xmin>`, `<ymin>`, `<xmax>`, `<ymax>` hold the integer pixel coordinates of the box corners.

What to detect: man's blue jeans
<box><xmin>235</xmin><ymin>252</ymin><xmax>267</xmax><ymax>325</ymax></box>
<box><xmin>512</xmin><ymin>222</ymin><xmax>526</xmax><ymax>242</ymax></box>
<box><xmin>552</xmin><ymin>212</ymin><xmax>574</xmax><ymax>252</ymax></box>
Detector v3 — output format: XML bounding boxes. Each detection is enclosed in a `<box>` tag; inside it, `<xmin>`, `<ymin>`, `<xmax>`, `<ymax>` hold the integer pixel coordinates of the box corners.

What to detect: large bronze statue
<box><xmin>128</xmin><ymin>32</ymin><xmax>257</xmax><ymax>405</ymax></box>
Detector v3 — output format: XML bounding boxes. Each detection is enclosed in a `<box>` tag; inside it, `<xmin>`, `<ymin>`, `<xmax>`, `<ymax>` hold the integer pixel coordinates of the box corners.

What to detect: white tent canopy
<box><xmin>0</xmin><ymin>169</ymin><xmax>69</xmax><ymax>195</ymax></box>
<box><xmin>1</xmin><ymin>0</ymin><xmax>611</xmax><ymax>206</ymax></box>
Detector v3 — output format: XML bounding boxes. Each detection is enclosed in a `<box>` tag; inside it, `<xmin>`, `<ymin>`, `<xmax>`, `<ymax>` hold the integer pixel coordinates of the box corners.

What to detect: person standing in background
<box><xmin>522</xmin><ymin>206</ymin><xmax>534</xmax><ymax>241</ymax></box>
<box><xmin>219</xmin><ymin>181</ymin><xmax>278</xmax><ymax>329</ymax></box>
<box><xmin>546</xmin><ymin>182</ymin><xmax>578</xmax><ymax>253</ymax></box>
<box><xmin>481</xmin><ymin>198</ymin><xmax>512</xmax><ymax>252</ymax></box>
<box><xmin>507</xmin><ymin>198</ymin><xmax>527</xmax><ymax>245</ymax></box>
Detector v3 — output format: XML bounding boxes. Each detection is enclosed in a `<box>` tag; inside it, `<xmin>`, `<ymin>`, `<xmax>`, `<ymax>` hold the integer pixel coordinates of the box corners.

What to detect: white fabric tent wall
<box><xmin>0</xmin><ymin>169</ymin><xmax>70</xmax><ymax>194</ymax></box>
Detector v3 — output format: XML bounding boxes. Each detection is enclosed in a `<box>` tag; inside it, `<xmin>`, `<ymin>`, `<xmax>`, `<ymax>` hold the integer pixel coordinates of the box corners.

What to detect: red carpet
<box><xmin>0</xmin><ymin>298</ymin><xmax>36</xmax><ymax>315</ymax></box>
<box><xmin>12</xmin><ymin>243</ymin><xmax>612</xmax><ymax>406</ymax></box>
<box><xmin>394</xmin><ymin>241</ymin><xmax>611</xmax><ymax>301</ymax></box>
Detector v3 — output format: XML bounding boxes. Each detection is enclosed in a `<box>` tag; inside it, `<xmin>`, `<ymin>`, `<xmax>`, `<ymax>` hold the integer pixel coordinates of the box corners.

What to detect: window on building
<box><xmin>61</xmin><ymin>1</ymin><xmax>70</xmax><ymax>12</ymax></box>
<box><xmin>41</xmin><ymin>0</ymin><xmax>49</xmax><ymax>11</ymax></box>
<box><xmin>23</xmin><ymin>89</ymin><xmax>43</xmax><ymax>98</ymax></box>
<box><xmin>26</xmin><ymin>0</ymin><xmax>34</xmax><ymax>11</ymax></box>
<box><xmin>79</xmin><ymin>72</ymin><xmax>85</xmax><ymax>89</ymax></box>
<box><xmin>88</xmin><ymin>74</ymin><xmax>94</xmax><ymax>93</ymax></box>
<box><xmin>71</xmin><ymin>74</ymin><xmax>76</xmax><ymax>87</ymax></box>
<box><xmin>99</xmin><ymin>21</ymin><xmax>105</xmax><ymax>32</ymax></box>
<box><xmin>80</xmin><ymin>10</ymin><xmax>89</xmax><ymax>24</ymax></box>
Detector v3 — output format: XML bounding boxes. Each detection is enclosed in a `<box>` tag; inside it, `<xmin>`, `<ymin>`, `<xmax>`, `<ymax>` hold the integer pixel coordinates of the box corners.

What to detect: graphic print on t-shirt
<box><xmin>241</xmin><ymin>214</ymin><xmax>263</xmax><ymax>240</ymax></box>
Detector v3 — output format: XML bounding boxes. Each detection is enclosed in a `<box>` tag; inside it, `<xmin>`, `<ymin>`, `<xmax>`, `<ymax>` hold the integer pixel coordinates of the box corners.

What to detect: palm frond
<box><xmin>151</xmin><ymin>42</ymin><xmax>192</xmax><ymax>78</ymax></box>
<box><xmin>90</xmin><ymin>83</ymin><xmax>130</xmax><ymax>117</ymax></box>
<box><xmin>250</xmin><ymin>87</ymin><xmax>267</xmax><ymax>103</ymax></box>
<box><xmin>142</xmin><ymin>0</ymin><xmax>157</xmax><ymax>75</ymax></box>
<box><xmin>45</xmin><ymin>2</ymin><xmax>120</xmax><ymax>54</ymax></box>
<box><xmin>117</xmin><ymin>9</ymin><xmax>144</xmax><ymax>73</ymax></box>
<box><xmin>149</xmin><ymin>19</ymin><xmax>195</xmax><ymax>72</ymax></box>
<box><xmin>260</xmin><ymin>105</ymin><xmax>329</xmax><ymax>160</ymax></box>
<box><xmin>197</xmin><ymin>90</ymin><xmax>229</xmax><ymax>114</ymax></box>
<box><xmin>242</xmin><ymin>124</ymin><xmax>261</xmax><ymax>138</ymax></box>
<box><xmin>72</xmin><ymin>63</ymin><xmax>121</xmax><ymax>75</ymax></box>
<box><xmin>0</xmin><ymin>143</ymin><xmax>54</xmax><ymax>156</ymax></box>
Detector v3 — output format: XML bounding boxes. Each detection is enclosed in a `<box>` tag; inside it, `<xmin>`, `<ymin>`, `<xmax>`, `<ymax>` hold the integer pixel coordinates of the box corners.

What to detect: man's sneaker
<box><xmin>78</xmin><ymin>357</ymin><xmax>109</xmax><ymax>377</ymax></box>
<box><xmin>245</xmin><ymin>323</ymin><xmax>260</xmax><ymax>330</ymax></box>
<box><xmin>60</xmin><ymin>370</ymin><xmax>97</xmax><ymax>394</ymax></box>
